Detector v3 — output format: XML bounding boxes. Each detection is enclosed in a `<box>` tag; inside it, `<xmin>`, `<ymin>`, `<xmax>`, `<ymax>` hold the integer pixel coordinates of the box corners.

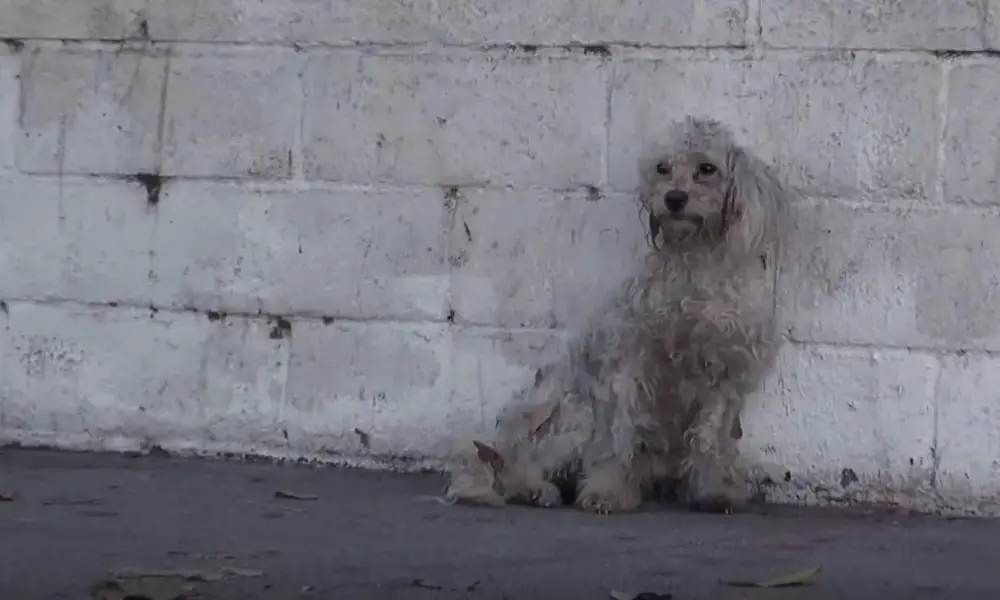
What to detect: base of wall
<box><xmin>3</xmin><ymin>430</ymin><xmax>995</xmax><ymax>518</ymax></box>
<box><xmin>744</xmin><ymin>461</ymin><xmax>999</xmax><ymax>518</ymax></box>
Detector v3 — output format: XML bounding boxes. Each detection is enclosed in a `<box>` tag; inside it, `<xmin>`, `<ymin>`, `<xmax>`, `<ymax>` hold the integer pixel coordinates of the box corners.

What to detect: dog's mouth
<box><xmin>648</xmin><ymin>212</ymin><xmax>707</xmax><ymax>248</ymax></box>
<box><xmin>666</xmin><ymin>212</ymin><xmax>702</xmax><ymax>223</ymax></box>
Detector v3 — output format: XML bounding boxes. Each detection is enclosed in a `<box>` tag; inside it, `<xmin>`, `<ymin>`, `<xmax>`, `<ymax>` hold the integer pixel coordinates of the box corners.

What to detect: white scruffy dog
<box><xmin>445</xmin><ymin>116</ymin><xmax>789</xmax><ymax>514</ymax></box>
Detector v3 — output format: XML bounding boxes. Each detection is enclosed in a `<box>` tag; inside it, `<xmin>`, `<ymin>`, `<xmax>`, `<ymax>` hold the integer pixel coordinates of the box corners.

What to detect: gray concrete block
<box><xmin>302</xmin><ymin>53</ymin><xmax>607</xmax><ymax>188</ymax></box>
<box><xmin>989</xmin><ymin>2</ymin><xmax>1000</xmax><ymax>49</ymax></box>
<box><xmin>144</xmin><ymin>0</ymin><xmax>746</xmax><ymax>46</ymax></box>
<box><xmin>0</xmin><ymin>52</ymin><xmax>17</xmax><ymax>172</ymax></box>
<box><xmin>762</xmin><ymin>0</ymin><xmax>985</xmax><ymax>50</ymax></box>
<box><xmin>936</xmin><ymin>354</ymin><xmax>1000</xmax><ymax>497</ymax></box>
<box><xmin>285</xmin><ymin>321</ymin><xmax>453</xmax><ymax>458</ymax></box>
<box><xmin>161</xmin><ymin>49</ymin><xmax>302</xmax><ymax>179</ymax></box>
<box><xmin>742</xmin><ymin>343</ymin><xmax>939</xmax><ymax>504</ymax></box>
<box><xmin>448</xmin><ymin>189</ymin><xmax>646</xmax><ymax>329</ymax></box>
<box><xmin>18</xmin><ymin>49</ymin><xmax>166</xmax><ymax>175</ymax></box>
<box><xmin>943</xmin><ymin>64</ymin><xmax>1000</xmax><ymax>206</ymax></box>
<box><xmin>198</xmin><ymin>315</ymin><xmax>292</xmax><ymax>452</ymax></box>
<box><xmin>0</xmin><ymin>0</ymin><xmax>147</xmax><ymax>39</ymax></box>
<box><xmin>0</xmin><ymin>302</ymin><xmax>293</xmax><ymax>453</ymax></box>
<box><xmin>0</xmin><ymin>303</ymin><xmax>209</xmax><ymax>445</ymax></box>
<box><xmin>284</xmin><ymin>320</ymin><xmax>568</xmax><ymax>460</ymax></box>
<box><xmin>609</xmin><ymin>55</ymin><xmax>940</xmax><ymax>200</ymax></box>
<box><xmin>150</xmin><ymin>182</ymin><xmax>449</xmax><ymax>321</ymax></box>
<box><xmin>0</xmin><ymin>179</ymin><xmax>154</xmax><ymax>305</ymax></box>
<box><xmin>447</xmin><ymin>327</ymin><xmax>569</xmax><ymax>443</ymax></box>
<box><xmin>779</xmin><ymin>201</ymin><xmax>1000</xmax><ymax>351</ymax></box>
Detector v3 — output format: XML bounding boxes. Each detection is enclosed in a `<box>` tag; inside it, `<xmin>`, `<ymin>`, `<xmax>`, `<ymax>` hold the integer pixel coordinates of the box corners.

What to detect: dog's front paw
<box><xmin>682</xmin><ymin>462</ymin><xmax>749</xmax><ymax>514</ymax></box>
<box><xmin>527</xmin><ymin>481</ymin><xmax>564</xmax><ymax>508</ymax></box>
<box><xmin>688</xmin><ymin>492</ymin><xmax>743</xmax><ymax>514</ymax></box>
<box><xmin>576</xmin><ymin>487</ymin><xmax>641</xmax><ymax>515</ymax></box>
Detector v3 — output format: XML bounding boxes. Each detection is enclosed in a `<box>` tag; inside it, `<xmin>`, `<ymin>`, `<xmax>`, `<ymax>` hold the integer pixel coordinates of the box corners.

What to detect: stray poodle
<box><xmin>445</xmin><ymin>116</ymin><xmax>789</xmax><ymax>514</ymax></box>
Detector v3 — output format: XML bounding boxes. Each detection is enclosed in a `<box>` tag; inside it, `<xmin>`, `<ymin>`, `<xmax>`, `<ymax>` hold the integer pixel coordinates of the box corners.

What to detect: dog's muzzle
<box><xmin>648</xmin><ymin>209</ymin><xmax>705</xmax><ymax>249</ymax></box>
<box><xmin>663</xmin><ymin>189</ymin><xmax>689</xmax><ymax>214</ymax></box>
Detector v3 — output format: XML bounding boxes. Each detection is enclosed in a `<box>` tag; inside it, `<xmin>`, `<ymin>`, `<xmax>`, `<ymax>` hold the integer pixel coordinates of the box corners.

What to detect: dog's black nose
<box><xmin>663</xmin><ymin>190</ymin><xmax>689</xmax><ymax>212</ymax></box>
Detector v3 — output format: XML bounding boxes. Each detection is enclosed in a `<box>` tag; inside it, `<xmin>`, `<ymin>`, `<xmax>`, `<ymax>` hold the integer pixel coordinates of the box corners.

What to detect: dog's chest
<box><xmin>639</xmin><ymin>268</ymin><xmax>770</xmax><ymax>320</ymax></box>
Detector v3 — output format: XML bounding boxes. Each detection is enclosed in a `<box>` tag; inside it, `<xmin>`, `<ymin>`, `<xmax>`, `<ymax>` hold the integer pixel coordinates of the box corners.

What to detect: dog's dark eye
<box><xmin>655</xmin><ymin>162</ymin><xmax>670</xmax><ymax>175</ymax></box>
<box><xmin>698</xmin><ymin>163</ymin><xmax>717</xmax><ymax>175</ymax></box>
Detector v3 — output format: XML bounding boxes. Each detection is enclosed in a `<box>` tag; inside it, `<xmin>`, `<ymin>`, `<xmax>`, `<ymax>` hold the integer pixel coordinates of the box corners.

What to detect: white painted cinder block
<box><xmin>0</xmin><ymin>178</ymin><xmax>154</xmax><ymax>305</ymax></box>
<box><xmin>0</xmin><ymin>0</ymin><xmax>147</xmax><ymax>40</ymax></box>
<box><xmin>780</xmin><ymin>201</ymin><xmax>1000</xmax><ymax>352</ymax></box>
<box><xmin>0</xmin><ymin>302</ymin><xmax>294</xmax><ymax>455</ymax></box>
<box><xmin>0</xmin><ymin>51</ymin><xmax>17</xmax><ymax>172</ymax></box>
<box><xmin>2</xmin><ymin>0</ymin><xmax>1000</xmax><ymax>516</ymax></box>
<box><xmin>447</xmin><ymin>327</ymin><xmax>569</xmax><ymax>442</ymax></box>
<box><xmin>284</xmin><ymin>321</ymin><xmax>567</xmax><ymax>462</ymax></box>
<box><xmin>1</xmin><ymin>302</ymin><xmax>204</xmax><ymax>448</ymax></box>
<box><xmin>609</xmin><ymin>54</ymin><xmax>940</xmax><ymax>199</ymax></box>
<box><xmin>141</xmin><ymin>0</ymin><xmax>746</xmax><ymax>46</ymax></box>
<box><xmin>989</xmin><ymin>3</ymin><xmax>1000</xmax><ymax>49</ymax></box>
<box><xmin>449</xmin><ymin>189</ymin><xmax>646</xmax><ymax>329</ymax></box>
<box><xmin>935</xmin><ymin>355</ymin><xmax>1000</xmax><ymax>503</ymax></box>
<box><xmin>18</xmin><ymin>49</ymin><xmax>166</xmax><ymax>175</ymax></box>
<box><xmin>150</xmin><ymin>181</ymin><xmax>450</xmax><ymax>321</ymax></box>
<box><xmin>284</xmin><ymin>320</ymin><xmax>454</xmax><ymax>460</ymax></box>
<box><xmin>943</xmin><ymin>63</ymin><xmax>1000</xmax><ymax>207</ymax></box>
<box><xmin>161</xmin><ymin>49</ymin><xmax>302</xmax><ymax>179</ymax></box>
<box><xmin>761</xmin><ymin>0</ymin><xmax>985</xmax><ymax>50</ymax></box>
<box><xmin>302</xmin><ymin>53</ymin><xmax>608</xmax><ymax>188</ymax></box>
<box><xmin>741</xmin><ymin>343</ymin><xmax>940</xmax><ymax>509</ymax></box>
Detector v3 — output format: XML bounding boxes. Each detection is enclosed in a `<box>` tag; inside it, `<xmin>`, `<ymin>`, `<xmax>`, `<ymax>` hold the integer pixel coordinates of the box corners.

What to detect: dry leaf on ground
<box><xmin>610</xmin><ymin>591</ymin><xmax>673</xmax><ymax>599</ymax></box>
<box><xmin>274</xmin><ymin>490</ymin><xmax>319</xmax><ymax>500</ymax></box>
<box><xmin>166</xmin><ymin>548</ymin><xmax>279</xmax><ymax>561</ymax></box>
<box><xmin>90</xmin><ymin>577</ymin><xmax>202</xmax><ymax>600</ymax></box>
<box><xmin>721</xmin><ymin>566</ymin><xmax>821</xmax><ymax>588</ymax></box>
<box><xmin>111</xmin><ymin>566</ymin><xmax>265</xmax><ymax>582</ymax></box>
<box><xmin>44</xmin><ymin>499</ymin><xmax>106</xmax><ymax>507</ymax></box>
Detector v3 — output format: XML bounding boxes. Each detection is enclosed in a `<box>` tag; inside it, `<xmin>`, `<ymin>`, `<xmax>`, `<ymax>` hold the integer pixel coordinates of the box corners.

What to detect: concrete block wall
<box><xmin>0</xmin><ymin>0</ymin><xmax>998</xmax><ymax>514</ymax></box>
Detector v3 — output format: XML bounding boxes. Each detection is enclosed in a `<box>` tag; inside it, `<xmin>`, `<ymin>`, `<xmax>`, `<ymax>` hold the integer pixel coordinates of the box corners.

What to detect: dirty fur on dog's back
<box><xmin>445</xmin><ymin>117</ymin><xmax>790</xmax><ymax>513</ymax></box>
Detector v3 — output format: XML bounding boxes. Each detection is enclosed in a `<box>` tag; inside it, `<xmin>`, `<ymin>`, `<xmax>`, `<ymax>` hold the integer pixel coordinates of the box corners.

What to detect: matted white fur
<box><xmin>445</xmin><ymin>117</ymin><xmax>790</xmax><ymax>514</ymax></box>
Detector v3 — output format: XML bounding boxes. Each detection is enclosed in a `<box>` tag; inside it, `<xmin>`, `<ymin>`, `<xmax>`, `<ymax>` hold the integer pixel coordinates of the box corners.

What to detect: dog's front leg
<box><xmin>577</xmin><ymin>459</ymin><xmax>640</xmax><ymax>514</ymax></box>
<box><xmin>575</xmin><ymin>366</ymin><xmax>647</xmax><ymax>514</ymax></box>
<box><xmin>680</xmin><ymin>387</ymin><xmax>749</xmax><ymax>513</ymax></box>
<box><xmin>503</xmin><ymin>459</ymin><xmax>565</xmax><ymax>508</ymax></box>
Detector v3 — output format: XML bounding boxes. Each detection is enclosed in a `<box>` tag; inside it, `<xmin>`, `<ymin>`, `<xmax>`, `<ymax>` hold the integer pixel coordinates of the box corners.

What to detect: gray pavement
<box><xmin>1</xmin><ymin>448</ymin><xmax>998</xmax><ymax>599</ymax></box>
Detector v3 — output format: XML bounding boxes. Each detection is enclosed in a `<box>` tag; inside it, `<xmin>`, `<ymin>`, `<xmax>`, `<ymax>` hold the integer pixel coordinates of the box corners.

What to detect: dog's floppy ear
<box><xmin>722</xmin><ymin>144</ymin><xmax>785</xmax><ymax>258</ymax></box>
<box><xmin>637</xmin><ymin>164</ymin><xmax>665</xmax><ymax>250</ymax></box>
<box><xmin>647</xmin><ymin>211</ymin><xmax>661</xmax><ymax>249</ymax></box>
<box><xmin>636</xmin><ymin>183</ymin><xmax>662</xmax><ymax>250</ymax></box>
<box><xmin>473</xmin><ymin>440</ymin><xmax>505</xmax><ymax>474</ymax></box>
<box><xmin>722</xmin><ymin>146</ymin><xmax>748</xmax><ymax>233</ymax></box>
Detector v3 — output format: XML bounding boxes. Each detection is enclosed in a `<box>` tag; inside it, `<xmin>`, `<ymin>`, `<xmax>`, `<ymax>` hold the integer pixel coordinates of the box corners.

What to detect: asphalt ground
<box><xmin>1</xmin><ymin>448</ymin><xmax>997</xmax><ymax>599</ymax></box>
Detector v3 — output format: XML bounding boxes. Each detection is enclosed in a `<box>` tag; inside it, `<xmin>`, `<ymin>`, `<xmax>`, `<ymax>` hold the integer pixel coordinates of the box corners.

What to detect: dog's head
<box><xmin>639</xmin><ymin>117</ymin><xmax>787</xmax><ymax>259</ymax></box>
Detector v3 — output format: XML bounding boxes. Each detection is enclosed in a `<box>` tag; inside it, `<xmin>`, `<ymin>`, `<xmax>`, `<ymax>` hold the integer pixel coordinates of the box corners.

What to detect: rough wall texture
<box><xmin>0</xmin><ymin>0</ymin><xmax>998</xmax><ymax>515</ymax></box>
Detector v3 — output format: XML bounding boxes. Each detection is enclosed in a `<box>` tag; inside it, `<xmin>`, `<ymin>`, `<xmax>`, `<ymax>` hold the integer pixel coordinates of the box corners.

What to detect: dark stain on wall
<box><xmin>268</xmin><ymin>316</ymin><xmax>292</xmax><ymax>340</ymax></box>
<box><xmin>130</xmin><ymin>173</ymin><xmax>165</xmax><ymax>207</ymax></box>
